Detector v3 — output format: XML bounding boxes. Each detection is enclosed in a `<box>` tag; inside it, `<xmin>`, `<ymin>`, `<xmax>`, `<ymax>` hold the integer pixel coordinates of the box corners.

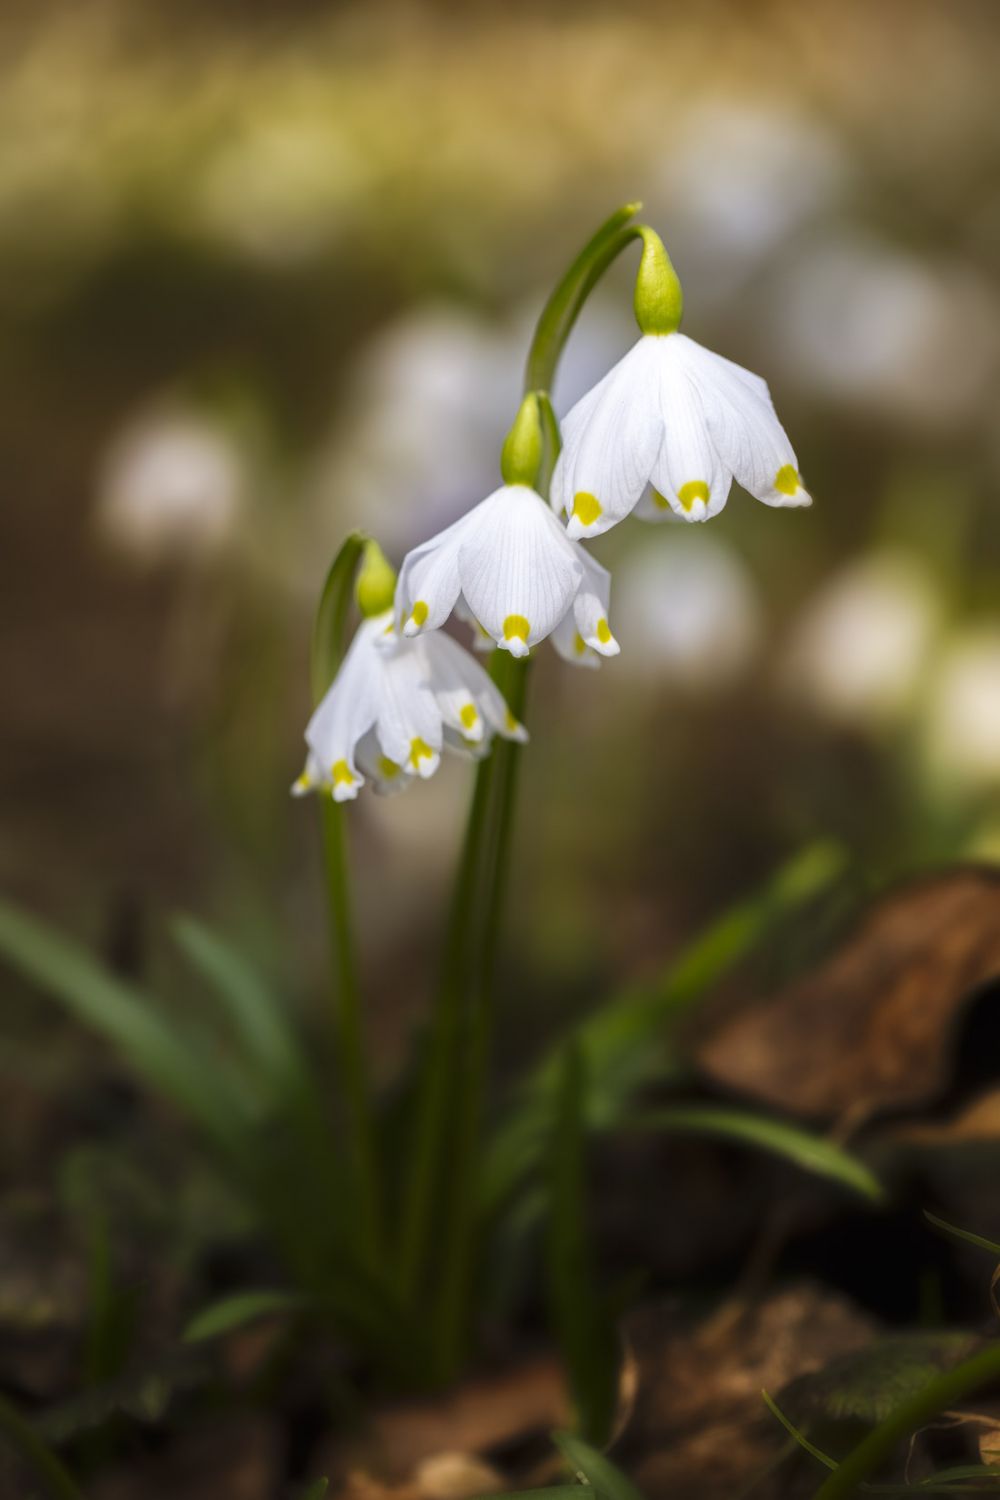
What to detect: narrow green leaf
<box><xmin>924</xmin><ymin>1212</ymin><xmax>1000</xmax><ymax>1258</ymax></box>
<box><xmin>183</xmin><ymin>1289</ymin><xmax>303</xmax><ymax>1343</ymax></box>
<box><xmin>0</xmin><ymin>1392</ymin><xmax>85</xmax><ymax>1500</ymax></box>
<box><xmin>547</xmin><ymin>1046</ymin><xmax>618</xmax><ymax>1447</ymax></box>
<box><xmin>553</xmin><ymin>1431</ymin><xmax>645</xmax><ymax>1500</ymax></box>
<box><xmin>813</xmin><ymin>1341</ymin><xmax>1000</xmax><ymax>1500</ymax></box>
<box><xmin>760</xmin><ymin>1389</ymin><xmax>838</xmax><ymax>1470</ymax></box>
<box><xmin>312</xmin><ymin>531</ymin><xmax>366</xmax><ymax>701</ymax></box>
<box><xmin>631</xmin><ymin>1106</ymin><xmax>883</xmax><ymax>1203</ymax></box>
<box><xmin>0</xmin><ymin>900</ymin><xmax>251</xmax><ymax>1161</ymax></box>
<box><xmin>483</xmin><ymin>841</ymin><xmax>846</xmax><ymax>1214</ymax></box>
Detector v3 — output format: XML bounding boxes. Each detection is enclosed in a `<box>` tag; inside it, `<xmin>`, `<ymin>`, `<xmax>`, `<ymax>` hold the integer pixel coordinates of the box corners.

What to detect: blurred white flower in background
<box><xmin>95</xmin><ymin>406</ymin><xmax>247</xmax><ymax>566</ymax></box>
<box><xmin>650</xmin><ymin>102</ymin><xmax>847</xmax><ymax>301</ymax></box>
<box><xmin>780</xmin><ymin>550</ymin><xmax>943</xmax><ymax>732</ymax></box>
<box><xmin>306</xmin><ymin>298</ymin><xmax>631</xmax><ymax>573</ymax></box>
<box><xmin>774</xmin><ymin>234</ymin><xmax>1000</xmax><ymax>428</ymax></box>
<box><xmin>614</xmin><ymin>532</ymin><xmax>763</xmax><ymax>689</ymax></box>
<box><xmin>922</xmin><ymin>628</ymin><xmax>1000</xmax><ymax>792</ymax></box>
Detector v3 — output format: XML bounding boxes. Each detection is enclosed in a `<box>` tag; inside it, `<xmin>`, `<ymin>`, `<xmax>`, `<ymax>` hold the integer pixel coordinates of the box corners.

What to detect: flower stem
<box><xmin>524</xmin><ymin>202</ymin><xmax>643</xmax><ymax>397</ymax></box>
<box><xmin>319</xmin><ymin>796</ymin><xmax>382</xmax><ymax>1264</ymax></box>
<box><xmin>432</xmin><ymin>652</ymin><xmax>530</xmax><ymax>1374</ymax></box>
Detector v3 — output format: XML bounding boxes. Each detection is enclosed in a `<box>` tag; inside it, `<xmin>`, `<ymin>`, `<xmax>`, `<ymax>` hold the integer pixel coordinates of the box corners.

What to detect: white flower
<box><xmin>293</xmin><ymin>611</ymin><xmax>526</xmax><ymax>802</ymax></box>
<box><xmin>923</xmin><ymin>628</ymin><xmax>1000</xmax><ymax>793</ymax></box>
<box><xmin>96</xmin><ymin>407</ymin><xmax>245</xmax><ymax>565</ymax></box>
<box><xmin>550</xmin><ymin>331</ymin><xmax>810</xmax><ymax>538</ymax></box>
<box><xmin>615</xmin><ymin>533</ymin><xmax>763</xmax><ymax>688</ymax></box>
<box><xmin>395</xmin><ymin>483</ymin><xmax>620</xmax><ymax>663</ymax></box>
<box><xmin>781</xmin><ymin>551</ymin><xmax>942</xmax><ymax>733</ymax></box>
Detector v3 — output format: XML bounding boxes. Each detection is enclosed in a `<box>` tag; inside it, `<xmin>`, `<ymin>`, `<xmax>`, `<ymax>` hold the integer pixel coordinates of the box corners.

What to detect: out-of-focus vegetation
<box><xmin>4</xmin><ymin>2</ymin><xmax>1000</xmax><ymax>1497</ymax></box>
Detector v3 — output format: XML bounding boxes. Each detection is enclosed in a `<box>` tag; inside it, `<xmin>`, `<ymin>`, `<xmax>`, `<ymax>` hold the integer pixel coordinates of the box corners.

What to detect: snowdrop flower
<box><xmin>923</xmin><ymin>628</ymin><xmax>1000</xmax><ymax>793</ymax></box>
<box><xmin>395</xmin><ymin>396</ymin><xmax>620</xmax><ymax>664</ymax></box>
<box><xmin>781</xmin><ymin>551</ymin><xmax>942</xmax><ymax>733</ymax></box>
<box><xmin>551</xmin><ymin>229</ymin><xmax>810</xmax><ymax>538</ymax></box>
<box><xmin>293</xmin><ymin>610</ymin><xmax>527</xmax><ymax>802</ymax></box>
<box><xmin>96</xmin><ymin>405</ymin><xmax>245</xmax><ymax>565</ymax></box>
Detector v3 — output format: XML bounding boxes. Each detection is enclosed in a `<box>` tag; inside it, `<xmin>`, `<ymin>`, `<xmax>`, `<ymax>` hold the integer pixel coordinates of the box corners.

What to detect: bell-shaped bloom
<box><xmin>292</xmin><ymin>611</ymin><xmax>526</xmax><ymax>802</ymax></box>
<box><xmin>551</xmin><ymin>332</ymin><xmax>810</xmax><ymax>539</ymax></box>
<box><xmin>395</xmin><ymin>483</ymin><xmax>620</xmax><ymax>661</ymax></box>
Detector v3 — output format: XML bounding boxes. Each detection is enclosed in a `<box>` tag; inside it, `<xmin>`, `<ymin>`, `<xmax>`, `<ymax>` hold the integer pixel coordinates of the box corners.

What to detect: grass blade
<box><xmin>0</xmin><ymin>1392</ymin><xmax>85</xmax><ymax>1500</ymax></box>
<box><xmin>761</xmin><ymin>1388</ymin><xmax>838</xmax><ymax>1470</ymax></box>
<box><xmin>0</xmin><ymin>899</ymin><xmax>251</xmax><ymax>1161</ymax></box>
<box><xmin>553</xmin><ymin>1430</ymin><xmax>644</xmax><ymax>1500</ymax></box>
<box><xmin>631</xmin><ymin>1106</ymin><xmax>883</xmax><ymax>1203</ymax></box>
<box><xmin>484</xmin><ymin>841</ymin><xmax>847</xmax><ymax>1213</ymax></box>
<box><xmin>183</xmin><ymin>1289</ymin><xmax>303</xmax><ymax>1343</ymax></box>
<box><xmin>924</xmin><ymin>1212</ymin><xmax>1000</xmax><ymax>1258</ymax></box>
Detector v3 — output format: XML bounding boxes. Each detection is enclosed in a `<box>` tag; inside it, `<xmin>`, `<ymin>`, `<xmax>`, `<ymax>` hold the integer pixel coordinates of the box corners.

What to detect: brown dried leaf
<box><xmin>610</xmin><ymin>1283</ymin><xmax>877</xmax><ymax>1500</ymax></box>
<box><xmin>319</xmin><ymin>1355</ymin><xmax>570</xmax><ymax>1484</ymax></box>
<box><xmin>698</xmin><ymin>869</ymin><xmax>1000</xmax><ymax>1120</ymax></box>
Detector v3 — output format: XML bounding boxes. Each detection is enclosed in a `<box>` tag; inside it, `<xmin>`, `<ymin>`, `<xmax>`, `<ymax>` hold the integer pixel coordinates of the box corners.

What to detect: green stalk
<box><xmin>311</xmin><ymin>534</ymin><xmax>382</xmax><ymax>1264</ymax></box>
<box><xmin>401</xmin><ymin>203</ymin><xmax>643</xmax><ymax>1345</ymax></box>
<box><xmin>812</xmin><ymin>1341</ymin><xmax>1000</xmax><ymax>1500</ymax></box>
<box><xmin>397</xmin><ymin>751</ymin><xmax>498</xmax><ymax>1299</ymax></box>
<box><xmin>0</xmin><ymin>1393</ymin><xmax>85</xmax><ymax>1500</ymax></box>
<box><xmin>433</xmin><ymin>653</ymin><xmax>531</xmax><ymax>1373</ymax></box>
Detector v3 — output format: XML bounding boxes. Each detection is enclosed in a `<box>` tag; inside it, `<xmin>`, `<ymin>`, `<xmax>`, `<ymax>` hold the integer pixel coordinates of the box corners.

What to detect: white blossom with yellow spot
<box><xmin>550</xmin><ymin>331</ymin><xmax>810</xmax><ymax>537</ymax></box>
<box><xmin>292</xmin><ymin>610</ymin><xmax>526</xmax><ymax>802</ymax></box>
<box><xmin>395</xmin><ymin>483</ymin><xmax>620</xmax><ymax>662</ymax></box>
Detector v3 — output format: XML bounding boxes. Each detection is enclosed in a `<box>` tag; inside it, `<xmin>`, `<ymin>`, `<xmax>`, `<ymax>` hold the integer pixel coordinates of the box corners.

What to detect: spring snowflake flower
<box><xmin>550</xmin><ymin>230</ymin><xmax>811</xmax><ymax>538</ymax></box>
<box><xmin>395</xmin><ymin>482</ymin><xmax>620</xmax><ymax>663</ymax></box>
<box><xmin>293</xmin><ymin>610</ymin><xmax>526</xmax><ymax>802</ymax></box>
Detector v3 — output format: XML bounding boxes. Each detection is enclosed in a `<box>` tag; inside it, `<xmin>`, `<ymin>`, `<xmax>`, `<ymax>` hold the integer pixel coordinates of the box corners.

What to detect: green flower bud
<box><xmin>633</xmin><ymin>227</ymin><xmax>683</xmax><ymax>335</ymax></box>
<box><xmin>355</xmin><ymin>537</ymin><xmax>397</xmax><ymax>618</ymax></box>
<box><xmin>500</xmin><ymin>393</ymin><xmax>543</xmax><ymax>488</ymax></box>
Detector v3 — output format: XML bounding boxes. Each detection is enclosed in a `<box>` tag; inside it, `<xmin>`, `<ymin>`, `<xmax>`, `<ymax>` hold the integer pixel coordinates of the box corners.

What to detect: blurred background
<box><xmin>3</xmin><ymin>1</ymin><xmax>1000</xmax><ymax>1483</ymax></box>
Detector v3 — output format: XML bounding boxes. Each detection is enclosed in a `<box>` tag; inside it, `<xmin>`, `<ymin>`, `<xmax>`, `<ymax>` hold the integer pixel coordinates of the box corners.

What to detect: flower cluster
<box><xmin>295</xmin><ymin>219</ymin><xmax>808</xmax><ymax>800</ymax></box>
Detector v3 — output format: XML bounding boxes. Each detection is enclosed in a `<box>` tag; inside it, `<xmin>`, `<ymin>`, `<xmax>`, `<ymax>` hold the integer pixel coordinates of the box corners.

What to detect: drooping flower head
<box><xmin>551</xmin><ymin>229</ymin><xmax>811</xmax><ymax>538</ymax></box>
<box><xmin>293</xmin><ymin>543</ymin><xmax>526</xmax><ymax>802</ymax></box>
<box><xmin>395</xmin><ymin>394</ymin><xmax>620</xmax><ymax>665</ymax></box>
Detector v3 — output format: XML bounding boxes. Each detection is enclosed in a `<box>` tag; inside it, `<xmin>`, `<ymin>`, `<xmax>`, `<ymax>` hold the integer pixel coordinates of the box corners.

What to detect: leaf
<box><xmin>811</xmin><ymin>1340</ymin><xmax>1000</xmax><ymax>1500</ymax></box>
<box><xmin>629</xmin><ymin>1106</ymin><xmax>883</xmax><ymax>1202</ymax></box>
<box><xmin>553</xmin><ymin>1430</ymin><xmax>645</xmax><ymax>1500</ymax></box>
<box><xmin>312</xmin><ymin>530</ymin><xmax>366</xmax><ymax>701</ymax></box>
<box><xmin>484</xmin><ymin>841</ymin><xmax>846</xmax><ymax>1213</ymax></box>
<box><xmin>0</xmin><ymin>1392</ymin><xmax>85</xmax><ymax>1500</ymax></box>
<box><xmin>0</xmin><ymin>899</ymin><xmax>252</xmax><ymax>1162</ymax></box>
<box><xmin>924</xmin><ymin>1212</ymin><xmax>1000</xmax><ymax>1258</ymax></box>
<box><xmin>783</xmin><ymin>1332</ymin><xmax>980</xmax><ymax>1427</ymax></box>
<box><xmin>546</xmin><ymin>1045</ymin><xmax>618</xmax><ymax>1447</ymax></box>
<box><xmin>699</xmin><ymin>868</ymin><xmax>1000</xmax><ymax>1120</ymax></box>
<box><xmin>760</xmin><ymin>1389</ymin><xmax>837</xmax><ymax>1470</ymax></box>
<box><xmin>183</xmin><ymin>1289</ymin><xmax>304</xmax><ymax>1343</ymax></box>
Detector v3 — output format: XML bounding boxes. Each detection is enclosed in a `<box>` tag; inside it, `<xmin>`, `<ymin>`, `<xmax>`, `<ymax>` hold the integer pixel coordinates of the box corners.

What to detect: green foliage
<box><xmin>924</xmin><ymin>1211</ymin><xmax>1000</xmax><ymax>1259</ymax></box>
<box><xmin>546</xmin><ymin>1046</ymin><xmax>618</xmax><ymax>1447</ymax></box>
<box><xmin>183</xmin><ymin>1289</ymin><xmax>303</xmax><ymax>1343</ymax></box>
<box><xmin>553</xmin><ymin>1431</ymin><xmax>645</xmax><ymax>1500</ymax></box>
<box><xmin>298</xmin><ymin>1482</ymin><xmax>330</xmax><ymax>1500</ymax></box>
<box><xmin>0</xmin><ymin>1393</ymin><xmax>85</xmax><ymax>1500</ymax></box>
<box><xmin>630</xmin><ymin>1106</ymin><xmax>882</xmax><ymax>1203</ymax></box>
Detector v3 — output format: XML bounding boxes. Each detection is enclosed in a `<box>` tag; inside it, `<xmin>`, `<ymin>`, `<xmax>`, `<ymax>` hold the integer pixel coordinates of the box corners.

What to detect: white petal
<box><xmin>675</xmin><ymin>334</ymin><xmax>811</xmax><ymax>509</ymax></box>
<box><xmin>551</xmin><ymin>605</ymin><xmax>601</xmax><ymax>669</ymax></box>
<box><xmin>395</xmin><ymin>509</ymin><xmax>472</xmax><ymax>636</ymax></box>
<box><xmin>572</xmin><ymin>548</ymin><xmax>619</xmax><ymax>656</ymax></box>
<box><xmin>633</xmin><ymin>486</ymin><xmax>688</xmax><ymax>523</ymax></box>
<box><xmin>304</xmin><ymin>618</ymin><xmax>382</xmax><ymax>798</ymax></box>
<box><xmin>455</xmin><ymin>593</ymin><xmax>494</xmax><ymax>654</ymax></box>
<box><xmin>418</xmin><ymin>628</ymin><xmax>527</xmax><ymax>744</ymax></box>
<box><xmin>373</xmin><ymin>648</ymin><xmax>443</xmax><ymax>778</ymax></box>
<box><xmin>554</xmin><ymin>337</ymin><xmax>665</xmax><ymax>540</ymax></box>
<box><xmin>649</xmin><ymin>341</ymin><xmax>732</xmax><ymax>523</ymax></box>
<box><xmin>458</xmin><ymin>485</ymin><xmax>582</xmax><ymax>654</ymax></box>
<box><xmin>354</xmin><ymin>728</ymin><xmax>413</xmax><ymax>796</ymax></box>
